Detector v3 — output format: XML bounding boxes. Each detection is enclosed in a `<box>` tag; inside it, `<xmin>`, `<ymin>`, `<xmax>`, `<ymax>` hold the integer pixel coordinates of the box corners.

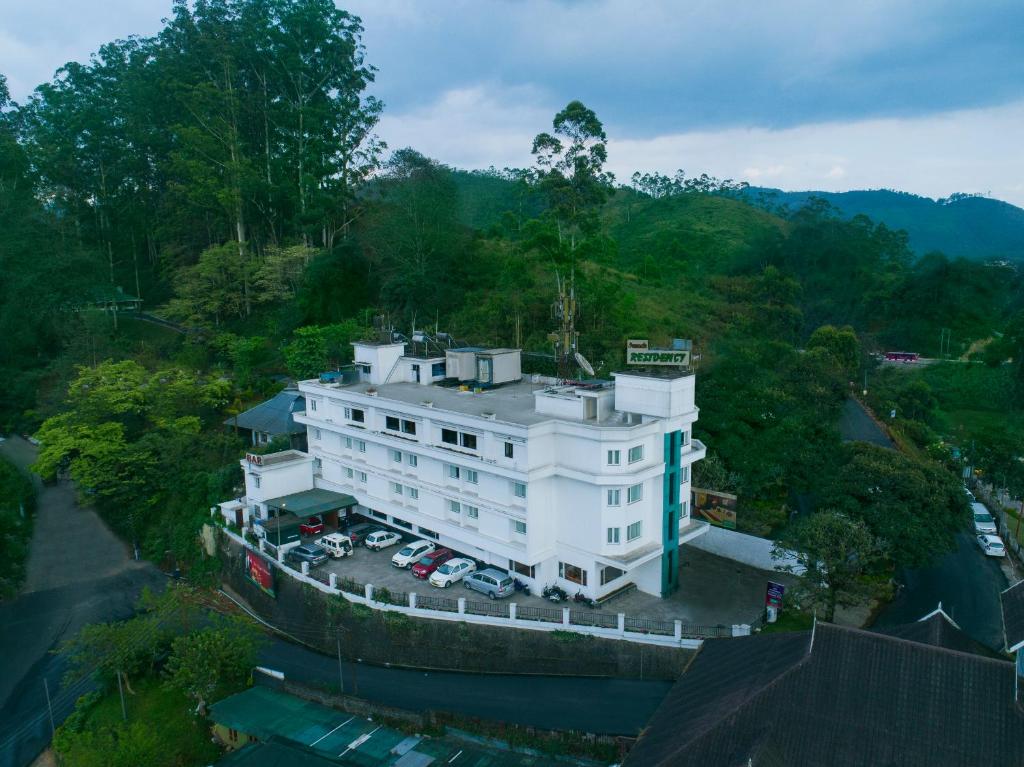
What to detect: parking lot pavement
<box><xmin>303</xmin><ymin>530</ymin><xmax>789</xmax><ymax>627</ymax></box>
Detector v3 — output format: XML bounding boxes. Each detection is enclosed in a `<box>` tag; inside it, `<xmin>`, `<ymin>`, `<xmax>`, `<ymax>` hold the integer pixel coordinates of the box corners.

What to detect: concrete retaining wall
<box><xmin>687</xmin><ymin>525</ymin><xmax>806</xmax><ymax>575</ymax></box>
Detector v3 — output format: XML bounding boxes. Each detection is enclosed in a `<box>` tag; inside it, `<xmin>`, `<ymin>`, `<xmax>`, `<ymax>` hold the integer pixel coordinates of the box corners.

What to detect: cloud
<box><xmin>376</xmin><ymin>85</ymin><xmax>1024</xmax><ymax>207</ymax></box>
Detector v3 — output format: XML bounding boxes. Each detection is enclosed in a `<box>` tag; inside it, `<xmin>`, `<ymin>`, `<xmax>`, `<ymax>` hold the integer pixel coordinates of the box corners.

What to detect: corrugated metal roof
<box><xmin>227</xmin><ymin>390</ymin><xmax>305</xmax><ymax>436</ymax></box>
<box><xmin>262</xmin><ymin>489</ymin><xmax>357</xmax><ymax>519</ymax></box>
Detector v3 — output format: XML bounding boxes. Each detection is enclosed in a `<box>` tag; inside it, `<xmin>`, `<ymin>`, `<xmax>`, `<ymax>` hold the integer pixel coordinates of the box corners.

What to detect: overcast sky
<box><xmin>3</xmin><ymin>0</ymin><xmax>1023</xmax><ymax>205</ymax></box>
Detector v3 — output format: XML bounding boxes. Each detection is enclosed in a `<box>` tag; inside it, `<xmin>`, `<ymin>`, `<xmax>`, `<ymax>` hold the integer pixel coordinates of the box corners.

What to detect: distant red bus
<box><xmin>885</xmin><ymin>351</ymin><xmax>919</xmax><ymax>363</ymax></box>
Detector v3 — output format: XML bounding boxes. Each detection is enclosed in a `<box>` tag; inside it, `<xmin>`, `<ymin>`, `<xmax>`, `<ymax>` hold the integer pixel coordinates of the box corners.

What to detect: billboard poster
<box><xmin>245</xmin><ymin>549</ymin><xmax>276</xmax><ymax>598</ymax></box>
<box><xmin>691</xmin><ymin>487</ymin><xmax>738</xmax><ymax>530</ymax></box>
<box><xmin>625</xmin><ymin>348</ymin><xmax>690</xmax><ymax>366</ymax></box>
<box><xmin>766</xmin><ymin>581</ymin><xmax>786</xmax><ymax>608</ymax></box>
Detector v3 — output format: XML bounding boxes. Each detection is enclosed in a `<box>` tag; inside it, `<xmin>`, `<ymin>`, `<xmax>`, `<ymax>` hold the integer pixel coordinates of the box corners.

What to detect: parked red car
<box><xmin>411</xmin><ymin>548</ymin><xmax>453</xmax><ymax>579</ymax></box>
<box><xmin>299</xmin><ymin>515</ymin><xmax>324</xmax><ymax>536</ymax></box>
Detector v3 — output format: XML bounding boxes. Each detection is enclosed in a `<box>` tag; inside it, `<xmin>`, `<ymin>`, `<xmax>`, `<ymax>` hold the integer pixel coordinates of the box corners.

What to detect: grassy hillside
<box><xmin>745</xmin><ymin>187</ymin><xmax>1024</xmax><ymax>262</ymax></box>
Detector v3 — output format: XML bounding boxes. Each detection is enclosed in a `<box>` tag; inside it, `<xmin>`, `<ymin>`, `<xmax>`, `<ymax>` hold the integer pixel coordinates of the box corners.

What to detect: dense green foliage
<box><xmin>0</xmin><ymin>456</ymin><xmax>35</xmax><ymax>599</ymax></box>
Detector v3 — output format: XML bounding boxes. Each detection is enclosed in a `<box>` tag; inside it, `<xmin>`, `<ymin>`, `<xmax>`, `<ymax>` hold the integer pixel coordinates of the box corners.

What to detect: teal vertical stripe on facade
<box><xmin>662</xmin><ymin>430</ymin><xmax>682</xmax><ymax>596</ymax></box>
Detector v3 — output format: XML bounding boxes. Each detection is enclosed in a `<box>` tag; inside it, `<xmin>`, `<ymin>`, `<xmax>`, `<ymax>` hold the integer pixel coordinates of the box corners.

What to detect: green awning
<box><xmin>263</xmin><ymin>488</ymin><xmax>357</xmax><ymax>520</ymax></box>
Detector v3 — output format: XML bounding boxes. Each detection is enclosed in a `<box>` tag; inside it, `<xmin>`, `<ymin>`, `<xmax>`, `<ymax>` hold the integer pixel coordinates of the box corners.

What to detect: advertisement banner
<box><xmin>245</xmin><ymin>549</ymin><xmax>276</xmax><ymax>598</ymax></box>
<box><xmin>691</xmin><ymin>487</ymin><xmax>738</xmax><ymax>529</ymax></box>
<box><xmin>766</xmin><ymin>581</ymin><xmax>786</xmax><ymax>608</ymax></box>
<box><xmin>626</xmin><ymin>348</ymin><xmax>690</xmax><ymax>366</ymax></box>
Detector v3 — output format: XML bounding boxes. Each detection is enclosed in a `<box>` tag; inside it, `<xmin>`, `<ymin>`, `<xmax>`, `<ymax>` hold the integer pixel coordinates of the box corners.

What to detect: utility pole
<box><xmin>117</xmin><ymin>670</ymin><xmax>127</xmax><ymax>721</ymax></box>
<box><xmin>336</xmin><ymin>636</ymin><xmax>345</xmax><ymax>695</ymax></box>
<box><xmin>43</xmin><ymin>679</ymin><xmax>55</xmax><ymax>738</ymax></box>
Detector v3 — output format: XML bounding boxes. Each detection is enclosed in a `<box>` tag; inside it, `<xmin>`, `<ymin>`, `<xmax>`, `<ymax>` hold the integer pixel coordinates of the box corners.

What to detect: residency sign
<box><xmin>626</xmin><ymin>348</ymin><xmax>691</xmax><ymax>366</ymax></box>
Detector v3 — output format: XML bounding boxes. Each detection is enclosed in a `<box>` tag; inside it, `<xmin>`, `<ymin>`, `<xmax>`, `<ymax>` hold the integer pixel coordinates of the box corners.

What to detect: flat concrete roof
<box><xmin>254</xmin><ymin>449</ymin><xmax>309</xmax><ymax>466</ymax></box>
<box><xmin>307</xmin><ymin>379</ymin><xmax>631</xmax><ymax>427</ymax></box>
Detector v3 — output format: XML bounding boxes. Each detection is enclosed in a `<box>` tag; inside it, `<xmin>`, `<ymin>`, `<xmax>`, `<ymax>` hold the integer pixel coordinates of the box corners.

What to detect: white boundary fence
<box><xmin>688</xmin><ymin>525</ymin><xmax>806</xmax><ymax>575</ymax></box>
<box><xmin>222</xmin><ymin>528</ymin><xmax>757</xmax><ymax>648</ymax></box>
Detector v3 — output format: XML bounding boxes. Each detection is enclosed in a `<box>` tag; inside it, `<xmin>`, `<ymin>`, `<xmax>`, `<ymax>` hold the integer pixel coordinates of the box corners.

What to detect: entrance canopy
<box><xmin>263</xmin><ymin>488</ymin><xmax>357</xmax><ymax>520</ymax></box>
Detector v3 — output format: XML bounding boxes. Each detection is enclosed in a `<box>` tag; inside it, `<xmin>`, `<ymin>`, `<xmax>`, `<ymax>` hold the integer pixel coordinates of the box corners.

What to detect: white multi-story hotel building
<box><xmin>224</xmin><ymin>341</ymin><xmax>707</xmax><ymax>598</ymax></box>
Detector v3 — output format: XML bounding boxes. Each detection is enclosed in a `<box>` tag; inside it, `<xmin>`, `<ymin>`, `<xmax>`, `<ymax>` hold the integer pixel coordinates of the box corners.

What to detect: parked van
<box><xmin>971</xmin><ymin>502</ymin><xmax>997</xmax><ymax>535</ymax></box>
<box><xmin>463</xmin><ymin>568</ymin><xmax>515</xmax><ymax>600</ymax></box>
<box><xmin>315</xmin><ymin>533</ymin><xmax>354</xmax><ymax>559</ymax></box>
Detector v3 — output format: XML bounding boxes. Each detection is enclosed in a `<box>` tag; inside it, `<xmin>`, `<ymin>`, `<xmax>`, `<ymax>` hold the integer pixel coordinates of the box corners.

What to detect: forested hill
<box><xmin>743</xmin><ymin>187</ymin><xmax>1024</xmax><ymax>263</ymax></box>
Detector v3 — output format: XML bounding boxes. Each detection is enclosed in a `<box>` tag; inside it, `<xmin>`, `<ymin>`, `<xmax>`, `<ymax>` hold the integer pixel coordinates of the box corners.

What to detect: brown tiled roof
<box><xmin>625</xmin><ymin>615</ymin><xmax>1024</xmax><ymax>767</ymax></box>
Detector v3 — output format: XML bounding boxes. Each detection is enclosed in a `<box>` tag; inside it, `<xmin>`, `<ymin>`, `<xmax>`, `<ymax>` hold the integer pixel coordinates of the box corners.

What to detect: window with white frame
<box><xmin>344</xmin><ymin>407</ymin><xmax>350</xmax><ymax>419</ymax></box>
<box><xmin>350</xmin><ymin>408</ymin><xmax>364</xmax><ymax>423</ymax></box>
<box><xmin>344</xmin><ymin>467</ymin><xmax>353</xmax><ymax>479</ymax></box>
<box><xmin>513</xmin><ymin>481</ymin><xmax>526</xmax><ymax>499</ymax></box>
<box><xmin>447</xmin><ymin>464</ymin><xmax>460</xmax><ymax>480</ymax></box>
<box><xmin>314</xmin><ymin>428</ymin><xmax>321</xmax><ymax>440</ymax></box>
<box><xmin>607</xmin><ymin>488</ymin><xmax>621</xmax><ymax>506</ymax></box>
<box><xmin>408</xmin><ymin>454</ymin><xmax>418</xmax><ymax>467</ymax></box>
<box><xmin>390</xmin><ymin>449</ymin><xmax>402</xmax><ymax>463</ymax></box>
<box><xmin>310</xmin><ymin>400</ymin><xmax>317</xmax><ymax>411</ymax></box>
<box><xmin>681</xmin><ymin>430</ymin><xmax>690</xmax><ymax>446</ymax></box>
<box><xmin>681</xmin><ymin>499</ymin><xmax>688</xmax><ymax>517</ymax></box>
<box><xmin>401</xmin><ymin>419</ymin><xmax>417</xmax><ymax>435</ymax></box>
<box><xmin>448</xmin><ymin>500</ymin><xmax>461</xmax><ymax>514</ymax></box>
<box><xmin>504</xmin><ymin>442</ymin><xmax>514</xmax><ymax>458</ymax></box>
<box><xmin>627</xmin><ymin>521</ymin><xmax>643</xmax><ymax>541</ymax></box>
<box><xmin>386</xmin><ymin>415</ymin><xmax>400</xmax><ymax>431</ymax></box>
<box><xmin>356</xmin><ymin>440</ymin><xmax>366</xmax><ymax>453</ymax></box>
<box><xmin>390</xmin><ymin>482</ymin><xmax>403</xmax><ymax>495</ymax></box>
<box><xmin>344</xmin><ymin>436</ymin><xmax>352</xmax><ymax>449</ymax></box>
<box><xmin>607</xmin><ymin>449</ymin><xmax>620</xmax><ymax>466</ymax></box>
<box><xmin>607</xmin><ymin>527</ymin><xmax>620</xmax><ymax>544</ymax></box>
<box><xmin>627</xmin><ymin>483</ymin><xmax>643</xmax><ymax>503</ymax></box>
<box><xmin>558</xmin><ymin>562</ymin><xmax>587</xmax><ymax>586</ymax></box>
<box><xmin>680</xmin><ymin>465</ymin><xmax>690</xmax><ymax>482</ymax></box>
<box><xmin>252</xmin><ymin>475</ymin><xmax>261</xmax><ymax>489</ymax></box>
<box><xmin>466</xmin><ymin>469</ymin><xmax>478</xmax><ymax>484</ymax></box>
<box><xmin>408</xmin><ymin>487</ymin><xmax>419</xmax><ymax>500</ymax></box>
<box><xmin>314</xmin><ymin>457</ymin><xmax>322</xmax><ymax>471</ymax></box>
<box><xmin>628</xmin><ymin>444</ymin><xmax>644</xmax><ymax>463</ymax></box>
<box><xmin>465</xmin><ymin>505</ymin><xmax>479</xmax><ymax>519</ymax></box>
<box><xmin>460</xmin><ymin>433</ymin><xmax>477</xmax><ymax>450</ymax></box>
<box><xmin>441</xmin><ymin>428</ymin><xmax>458</xmax><ymax>445</ymax></box>
<box><xmin>356</xmin><ymin>471</ymin><xmax>367</xmax><ymax>483</ymax></box>
<box><xmin>513</xmin><ymin>520</ymin><xmax>527</xmax><ymax>535</ymax></box>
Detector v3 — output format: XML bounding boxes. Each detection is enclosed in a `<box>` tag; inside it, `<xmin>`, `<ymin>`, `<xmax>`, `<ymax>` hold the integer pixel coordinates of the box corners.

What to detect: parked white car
<box><xmin>365</xmin><ymin>530</ymin><xmax>403</xmax><ymax>551</ymax></box>
<box><xmin>428</xmin><ymin>557</ymin><xmax>477</xmax><ymax>588</ymax></box>
<box><xmin>391</xmin><ymin>540</ymin><xmax>435</xmax><ymax>568</ymax></box>
<box><xmin>971</xmin><ymin>502</ymin><xmax>997</xmax><ymax>535</ymax></box>
<box><xmin>963</xmin><ymin>486</ymin><xmax>976</xmax><ymax>502</ymax></box>
<box><xmin>977</xmin><ymin>534</ymin><xmax>1006</xmax><ymax>558</ymax></box>
<box><xmin>315</xmin><ymin>533</ymin><xmax>354</xmax><ymax>559</ymax></box>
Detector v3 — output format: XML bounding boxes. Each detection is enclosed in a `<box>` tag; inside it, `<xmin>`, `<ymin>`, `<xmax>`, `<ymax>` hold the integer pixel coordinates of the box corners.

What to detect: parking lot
<box><xmin>294</xmin><ymin>521</ymin><xmax>789</xmax><ymax>628</ymax></box>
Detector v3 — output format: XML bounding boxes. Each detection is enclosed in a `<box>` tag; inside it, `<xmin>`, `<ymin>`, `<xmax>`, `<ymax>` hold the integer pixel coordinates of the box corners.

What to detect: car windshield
<box><xmin>976</xmin><ymin>513</ymin><xmax>994</xmax><ymax>522</ymax></box>
<box><xmin>418</xmin><ymin>556</ymin><xmax>434</xmax><ymax>566</ymax></box>
<box><xmin>399</xmin><ymin>546</ymin><xmax>413</xmax><ymax>555</ymax></box>
<box><xmin>437</xmin><ymin>563</ymin><xmax>454</xmax><ymax>574</ymax></box>
<box><xmin>992</xmin><ymin>541</ymin><xmax>1005</xmax><ymax>548</ymax></box>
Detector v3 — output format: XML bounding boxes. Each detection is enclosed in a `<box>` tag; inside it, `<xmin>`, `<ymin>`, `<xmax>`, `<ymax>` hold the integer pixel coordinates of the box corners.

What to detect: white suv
<box><xmin>391</xmin><ymin>540</ymin><xmax>435</xmax><ymax>568</ymax></box>
<box><xmin>365</xmin><ymin>530</ymin><xmax>403</xmax><ymax>551</ymax></box>
<box><xmin>971</xmin><ymin>502</ymin><xmax>997</xmax><ymax>535</ymax></box>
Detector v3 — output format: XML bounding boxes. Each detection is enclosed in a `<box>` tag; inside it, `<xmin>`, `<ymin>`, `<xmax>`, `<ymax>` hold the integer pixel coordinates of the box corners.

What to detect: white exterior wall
<box><xmin>288</xmin><ymin>367</ymin><xmax>703</xmax><ymax>599</ymax></box>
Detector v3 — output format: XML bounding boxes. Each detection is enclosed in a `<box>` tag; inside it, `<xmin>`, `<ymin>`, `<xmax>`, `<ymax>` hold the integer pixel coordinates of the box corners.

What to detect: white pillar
<box><xmin>674</xmin><ymin>620</ymin><xmax>682</xmax><ymax>641</ymax></box>
<box><xmin>618</xmin><ymin>613</ymin><xmax>626</xmax><ymax>635</ymax></box>
<box><xmin>277</xmin><ymin>548</ymin><xmax>285</xmax><ymax>563</ymax></box>
<box><xmin>508</xmin><ymin>603</ymin><xmax>517</xmax><ymax>621</ymax></box>
<box><xmin>409</xmin><ymin>593</ymin><xmax>417</xmax><ymax>609</ymax></box>
<box><xmin>329</xmin><ymin>572</ymin><xmax>338</xmax><ymax>589</ymax></box>
<box><xmin>458</xmin><ymin>597</ymin><xmax>466</xmax><ymax>614</ymax></box>
<box><xmin>258</xmin><ymin>538</ymin><xmax>266</xmax><ymax>554</ymax></box>
<box><xmin>301</xmin><ymin>561</ymin><xmax>309</xmax><ymax>576</ymax></box>
<box><xmin>562</xmin><ymin>607</ymin><xmax>570</xmax><ymax>626</ymax></box>
<box><xmin>365</xmin><ymin>584</ymin><xmax>374</xmax><ymax>602</ymax></box>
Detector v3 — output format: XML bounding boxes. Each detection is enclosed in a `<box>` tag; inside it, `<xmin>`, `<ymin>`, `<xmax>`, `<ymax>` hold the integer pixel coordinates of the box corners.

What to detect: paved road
<box><xmin>871</xmin><ymin>532</ymin><xmax>1007</xmax><ymax>648</ymax></box>
<box><xmin>0</xmin><ymin>437</ymin><xmax>166</xmax><ymax>767</ymax></box>
<box><xmin>838</xmin><ymin>398</ymin><xmax>893</xmax><ymax>448</ymax></box>
<box><xmin>260</xmin><ymin>637</ymin><xmax>672</xmax><ymax>736</ymax></box>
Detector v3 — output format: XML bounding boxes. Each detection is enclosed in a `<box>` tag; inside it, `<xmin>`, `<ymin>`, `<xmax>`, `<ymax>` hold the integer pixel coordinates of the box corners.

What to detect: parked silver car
<box><xmin>463</xmin><ymin>568</ymin><xmax>515</xmax><ymax>599</ymax></box>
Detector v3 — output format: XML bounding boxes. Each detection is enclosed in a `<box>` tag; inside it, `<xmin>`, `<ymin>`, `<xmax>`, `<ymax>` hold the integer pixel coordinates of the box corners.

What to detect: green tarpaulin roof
<box><xmin>263</xmin><ymin>488</ymin><xmax>357</xmax><ymax>519</ymax></box>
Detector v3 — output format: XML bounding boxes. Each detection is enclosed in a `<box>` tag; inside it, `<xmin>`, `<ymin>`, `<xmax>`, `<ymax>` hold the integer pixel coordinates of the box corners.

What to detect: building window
<box><xmin>460</xmin><ymin>433</ymin><xmax>477</xmax><ymax>450</ymax></box>
<box><xmin>680</xmin><ymin>465</ymin><xmax>690</xmax><ymax>482</ymax></box>
<box><xmin>627</xmin><ymin>483</ymin><xmax>643</xmax><ymax>504</ymax></box>
<box><xmin>447</xmin><ymin>464</ymin><xmax>460</xmax><ymax>480</ymax></box>
<box><xmin>350</xmin><ymin>408</ymin><xmax>365</xmax><ymax>423</ymax></box>
<box><xmin>391</xmin><ymin>449</ymin><xmax>402</xmax><ymax>463</ymax></box>
<box><xmin>465</xmin><ymin>505</ymin><xmax>479</xmax><ymax>519</ymax></box>
<box><xmin>558</xmin><ymin>562</ymin><xmax>587</xmax><ymax>586</ymax></box>
<box><xmin>681</xmin><ymin>430</ymin><xmax>690</xmax><ymax>446</ymax></box>
<box><xmin>513</xmin><ymin>482</ymin><xmax>526</xmax><ymax>499</ymax></box>
<box><xmin>357</xmin><ymin>471</ymin><xmax>367</xmax><ymax>483</ymax></box>
<box><xmin>510</xmin><ymin>560</ymin><xmax>535</xmax><ymax>578</ymax></box>
<box><xmin>513</xmin><ymin>520</ymin><xmax>527</xmax><ymax>535</ymax></box>
<box><xmin>386</xmin><ymin>415</ymin><xmax>400</xmax><ymax>431</ymax></box>
<box><xmin>504</xmin><ymin>442</ymin><xmax>514</xmax><ymax>458</ymax></box>
<box><xmin>392</xmin><ymin>518</ymin><xmax>412</xmax><ymax>530</ymax></box>
<box><xmin>600</xmin><ymin>565</ymin><xmax>625</xmax><ymax>586</ymax></box>
<box><xmin>390</xmin><ymin>482</ymin><xmax>403</xmax><ymax>495</ymax></box>
<box><xmin>314</xmin><ymin>457</ymin><xmax>322</xmax><ymax>471</ymax></box>
<box><xmin>607</xmin><ymin>449</ymin><xmax>620</xmax><ymax>466</ymax></box>
<box><xmin>370</xmin><ymin>509</ymin><xmax>388</xmax><ymax>520</ymax></box>
<box><xmin>402</xmin><ymin>420</ymin><xmax>417</xmax><ymax>435</ymax></box>
<box><xmin>345</xmin><ymin>467</ymin><xmax>354</xmax><ymax>479</ymax></box>
<box><xmin>314</xmin><ymin>428</ymin><xmax>321</xmax><ymax>440</ymax></box>
<box><xmin>419</xmin><ymin>528</ymin><xmax>439</xmax><ymax>540</ymax></box>
<box><xmin>344</xmin><ymin>407</ymin><xmax>351</xmax><ymax>419</ymax></box>
<box><xmin>448</xmin><ymin>500</ymin><xmax>461</xmax><ymax>514</ymax></box>
<box><xmin>408</xmin><ymin>454</ymin><xmax>418</xmax><ymax>467</ymax></box>
<box><xmin>252</xmin><ymin>475</ymin><xmax>261</xmax><ymax>489</ymax></box>
<box><xmin>681</xmin><ymin>500</ymin><xmax>688</xmax><ymax>517</ymax></box>
<box><xmin>431</xmin><ymin>362</ymin><xmax>446</xmax><ymax>377</ymax></box>
<box><xmin>627</xmin><ymin>521</ymin><xmax>643</xmax><ymax>541</ymax></box>
<box><xmin>310</xmin><ymin>400</ymin><xmax>317</xmax><ymax>412</ymax></box>
<box><xmin>344</xmin><ymin>436</ymin><xmax>353</xmax><ymax>449</ymax></box>
<box><xmin>441</xmin><ymin>428</ymin><xmax>458</xmax><ymax>445</ymax></box>
<box><xmin>607</xmin><ymin>527</ymin><xmax>620</xmax><ymax>544</ymax></box>
<box><xmin>357</xmin><ymin>440</ymin><xmax>366</xmax><ymax>453</ymax></box>
<box><xmin>466</xmin><ymin>469</ymin><xmax>479</xmax><ymax>484</ymax></box>
<box><xmin>607</xmin><ymin>488</ymin><xmax>621</xmax><ymax>506</ymax></box>
<box><xmin>408</xmin><ymin>487</ymin><xmax>419</xmax><ymax>500</ymax></box>
<box><xmin>628</xmin><ymin>445</ymin><xmax>644</xmax><ymax>463</ymax></box>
